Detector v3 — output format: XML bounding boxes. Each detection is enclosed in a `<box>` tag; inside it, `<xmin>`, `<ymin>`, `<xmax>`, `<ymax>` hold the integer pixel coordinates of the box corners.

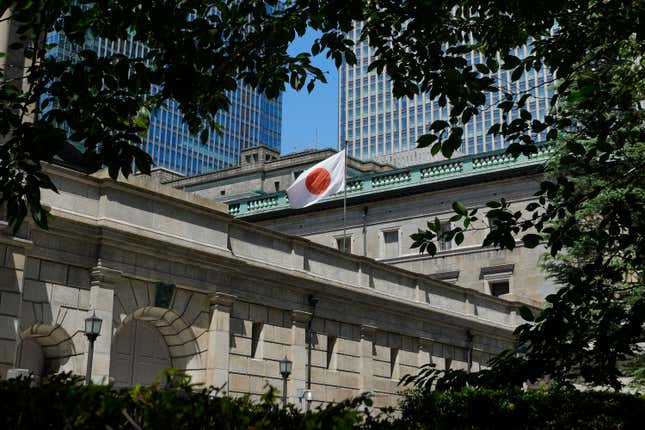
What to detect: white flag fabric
<box><xmin>287</xmin><ymin>150</ymin><xmax>346</xmax><ymax>209</ymax></box>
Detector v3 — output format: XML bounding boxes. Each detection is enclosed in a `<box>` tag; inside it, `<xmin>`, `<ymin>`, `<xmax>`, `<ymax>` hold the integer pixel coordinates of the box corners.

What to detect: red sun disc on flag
<box><xmin>305</xmin><ymin>167</ymin><xmax>331</xmax><ymax>195</ymax></box>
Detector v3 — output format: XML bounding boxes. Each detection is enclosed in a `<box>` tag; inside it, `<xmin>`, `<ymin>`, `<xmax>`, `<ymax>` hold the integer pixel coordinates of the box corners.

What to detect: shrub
<box><xmin>2</xmin><ymin>372</ymin><xmax>643</xmax><ymax>429</ymax></box>
<box><xmin>0</xmin><ymin>372</ymin><xmax>374</xmax><ymax>430</ymax></box>
<box><xmin>400</xmin><ymin>387</ymin><xmax>645</xmax><ymax>430</ymax></box>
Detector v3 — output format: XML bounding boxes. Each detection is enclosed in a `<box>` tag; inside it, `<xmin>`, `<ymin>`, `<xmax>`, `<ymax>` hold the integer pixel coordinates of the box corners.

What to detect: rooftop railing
<box><xmin>229</xmin><ymin>145</ymin><xmax>553</xmax><ymax>217</ymax></box>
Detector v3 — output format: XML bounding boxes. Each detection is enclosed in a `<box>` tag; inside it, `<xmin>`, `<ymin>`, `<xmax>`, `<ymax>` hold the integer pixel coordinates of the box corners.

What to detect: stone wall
<box><xmin>0</xmin><ymin>165</ymin><xmax>527</xmax><ymax>408</ymax></box>
<box><xmin>254</xmin><ymin>173</ymin><xmax>552</xmax><ymax>305</ymax></box>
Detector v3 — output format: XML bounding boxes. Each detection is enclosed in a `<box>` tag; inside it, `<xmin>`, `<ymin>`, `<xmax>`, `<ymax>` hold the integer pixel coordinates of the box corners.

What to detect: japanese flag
<box><xmin>287</xmin><ymin>150</ymin><xmax>346</xmax><ymax>209</ymax></box>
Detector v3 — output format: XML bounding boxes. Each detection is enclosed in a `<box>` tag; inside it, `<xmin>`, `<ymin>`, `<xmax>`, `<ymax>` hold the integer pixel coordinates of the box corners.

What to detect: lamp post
<box><xmin>84</xmin><ymin>311</ymin><xmax>102</xmax><ymax>385</ymax></box>
<box><xmin>279</xmin><ymin>356</ymin><xmax>292</xmax><ymax>408</ymax></box>
<box><xmin>306</xmin><ymin>295</ymin><xmax>318</xmax><ymax>411</ymax></box>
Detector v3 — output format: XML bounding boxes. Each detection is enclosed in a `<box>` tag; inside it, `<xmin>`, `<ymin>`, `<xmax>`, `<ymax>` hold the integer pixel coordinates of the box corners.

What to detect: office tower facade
<box><xmin>338</xmin><ymin>23</ymin><xmax>553</xmax><ymax>163</ymax></box>
<box><xmin>46</xmin><ymin>32</ymin><xmax>282</xmax><ymax>176</ymax></box>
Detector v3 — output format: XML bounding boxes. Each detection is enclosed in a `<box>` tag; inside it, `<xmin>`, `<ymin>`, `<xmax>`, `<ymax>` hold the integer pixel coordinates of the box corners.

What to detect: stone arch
<box><xmin>111</xmin><ymin>279</ymin><xmax>211</xmax><ymax>384</ymax></box>
<box><xmin>17</xmin><ymin>324</ymin><xmax>78</xmax><ymax>378</ymax></box>
<box><xmin>110</xmin><ymin>317</ymin><xmax>171</xmax><ymax>387</ymax></box>
<box><xmin>111</xmin><ymin>305</ymin><xmax>206</xmax><ymax>386</ymax></box>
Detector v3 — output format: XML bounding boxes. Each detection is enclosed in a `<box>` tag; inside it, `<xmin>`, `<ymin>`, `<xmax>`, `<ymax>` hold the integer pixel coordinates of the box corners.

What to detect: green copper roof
<box><xmin>228</xmin><ymin>146</ymin><xmax>553</xmax><ymax>217</ymax></box>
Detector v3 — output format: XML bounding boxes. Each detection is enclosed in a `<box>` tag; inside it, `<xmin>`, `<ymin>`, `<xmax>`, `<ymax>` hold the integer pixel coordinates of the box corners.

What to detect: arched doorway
<box><xmin>17</xmin><ymin>324</ymin><xmax>77</xmax><ymax>379</ymax></box>
<box><xmin>109</xmin><ymin>320</ymin><xmax>171</xmax><ymax>387</ymax></box>
<box><xmin>16</xmin><ymin>337</ymin><xmax>45</xmax><ymax>378</ymax></box>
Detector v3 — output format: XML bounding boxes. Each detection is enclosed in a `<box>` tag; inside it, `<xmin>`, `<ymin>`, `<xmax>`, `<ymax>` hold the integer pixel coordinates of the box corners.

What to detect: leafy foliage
<box><xmin>400</xmin><ymin>386</ymin><xmax>645</xmax><ymax>430</ymax></box>
<box><xmin>1</xmin><ymin>0</ymin><xmax>357</xmax><ymax>232</ymax></box>
<box><xmin>1</xmin><ymin>0</ymin><xmax>643</xmax><ymax>390</ymax></box>
<box><xmin>0</xmin><ymin>372</ymin><xmax>379</xmax><ymax>430</ymax></box>
<box><xmin>401</xmin><ymin>2</ymin><xmax>645</xmax><ymax>389</ymax></box>
<box><xmin>1</xmin><ymin>372</ymin><xmax>644</xmax><ymax>430</ymax></box>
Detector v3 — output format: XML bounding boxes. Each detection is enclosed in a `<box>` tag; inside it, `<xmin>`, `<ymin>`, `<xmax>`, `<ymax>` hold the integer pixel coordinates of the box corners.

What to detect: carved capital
<box><xmin>291</xmin><ymin>309</ymin><xmax>311</xmax><ymax>325</ymax></box>
<box><xmin>418</xmin><ymin>337</ymin><xmax>432</xmax><ymax>351</ymax></box>
<box><xmin>360</xmin><ymin>324</ymin><xmax>377</xmax><ymax>339</ymax></box>
<box><xmin>90</xmin><ymin>263</ymin><xmax>123</xmax><ymax>287</ymax></box>
<box><xmin>209</xmin><ymin>292</ymin><xmax>236</xmax><ymax>308</ymax></box>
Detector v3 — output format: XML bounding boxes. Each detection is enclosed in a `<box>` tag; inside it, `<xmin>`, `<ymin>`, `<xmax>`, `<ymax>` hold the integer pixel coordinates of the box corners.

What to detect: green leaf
<box><xmin>417</xmin><ymin>134</ymin><xmax>438</xmax><ymax>148</ymax></box>
<box><xmin>502</xmin><ymin>55</ymin><xmax>521</xmax><ymax>69</ymax></box>
<box><xmin>518</xmin><ymin>306</ymin><xmax>535</xmax><ymax>322</ymax></box>
<box><xmin>475</xmin><ymin>63</ymin><xmax>489</xmax><ymax>74</ymax></box>
<box><xmin>452</xmin><ymin>201</ymin><xmax>467</xmax><ymax>216</ymax></box>
<box><xmin>200</xmin><ymin>129</ymin><xmax>209</xmax><ymax>145</ymax></box>
<box><xmin>521</xmin><ymin>234</ymin><xmax>541</xmax><ymax>248</ymax></box>
<box><xmin>430</xmin><ymin>120</ymin><xmax>449</xmax><ymax>132</ymax></box>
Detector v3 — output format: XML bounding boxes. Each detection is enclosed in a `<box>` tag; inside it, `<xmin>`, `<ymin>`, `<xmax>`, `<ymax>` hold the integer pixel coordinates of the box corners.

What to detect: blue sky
<box><xmin>282</xmin><ymin>30</ymin><xmax>338</xmax><ymax>155</ymax></box>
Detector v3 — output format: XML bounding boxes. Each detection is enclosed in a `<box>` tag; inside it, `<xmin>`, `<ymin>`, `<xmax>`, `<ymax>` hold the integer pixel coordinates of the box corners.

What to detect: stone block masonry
<box><xmin>0</xmin><ymin>164</ymin><xmax>533</xmax><ymax>408</ymax></box>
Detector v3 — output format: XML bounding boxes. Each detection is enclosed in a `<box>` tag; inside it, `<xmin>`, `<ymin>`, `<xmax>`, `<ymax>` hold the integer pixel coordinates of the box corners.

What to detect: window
<box><xmin>336</xmin><ymin>236</ymin><xmax>351</xmax><ymax>253</ymax></box>
<box><xmin>490</xmin><ymin>280</ymin><xmax>510</xmax><ymax>297</ymax></box>
<box><xmin>274</xmin><ymin>181</ymin><xmax>280</xmax><ymax>192</ymax></box>
<box><xmin>251</xmin><ymin>322</ymin><xmax>263</xmax><ymax>358</ymax></box>
<box><xmin>383</xmin><ymin>230</ymin><xmax>399</xmax><ymax>258</ymax></box>
<box><xmin>293</xmin><ymin>170</ymin><xmax>303</xmax><ymax>180</ymax></box>
<box><xmin>220</xmin><ymin>190</ymin><xmax>225</xmax><ymax>196</ymax></box>
<box><xmin>480</xmin><ymin>265</ymin><xmax>514</xmax><ymax>297</ymax></box>
<box><xmin>326</xmin><ymin>336</ymin><xmax>337</xmax><ymax>370</ymax></box>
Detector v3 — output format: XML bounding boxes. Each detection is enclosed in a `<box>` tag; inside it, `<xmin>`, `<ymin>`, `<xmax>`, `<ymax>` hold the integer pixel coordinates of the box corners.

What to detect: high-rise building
<box><xmin>338</xmin><ymin>23</ymin><xmax>553</xmax><ymax>165</ymax></box>
<box><xmin>45</xmin><ymin>32</ymin><xmax>282</xmax><ymax>176</ymax></box>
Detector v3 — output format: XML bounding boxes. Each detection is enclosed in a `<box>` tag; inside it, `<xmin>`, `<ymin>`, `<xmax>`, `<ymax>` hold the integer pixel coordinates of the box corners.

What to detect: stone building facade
<box><xmin>0</xmin><ymin>164</ymin><xmax>527</xmax><ymax>408</ymax></box>
<box><xmin>170</xmin><ymin>146</ymin><xmax>556</xmax><ymax>307</ymax></box>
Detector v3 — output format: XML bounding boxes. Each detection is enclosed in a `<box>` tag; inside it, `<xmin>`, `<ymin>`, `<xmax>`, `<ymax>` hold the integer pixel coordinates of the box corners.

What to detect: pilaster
<box><xmin>417</xmin><ymin>337</ymin><xmax>432</xmax><ymax>368</ymax></box>
<box><xmin>0</xmin><ymin>234</ymin><xmax>31</xmax><ymax>378</ymax></box>
<box><xmin>359</xmin><ymin>324</ymin><xmax>376</xmax><ymax>393</ymax></box>
<box><xmin>87</xmin><ymin>263</ymin><xmax>121</xmax><ymax>383</ymax></box>
<box><xmin>207</xmin><ymin>292</ymin><xmax>236</xmax><ymax>390</ymax></box>
<box><xmin>290</xmin><ymin>309</ymin><xmax>311</xmax><ymax>405</ymax></box>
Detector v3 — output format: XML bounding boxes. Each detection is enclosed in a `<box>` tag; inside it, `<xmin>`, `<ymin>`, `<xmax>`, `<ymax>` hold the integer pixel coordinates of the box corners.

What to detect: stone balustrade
<box><xmin>229</xmin><ymin>145</ymin><xmax>550</xmax><ymax>217</ymax></box>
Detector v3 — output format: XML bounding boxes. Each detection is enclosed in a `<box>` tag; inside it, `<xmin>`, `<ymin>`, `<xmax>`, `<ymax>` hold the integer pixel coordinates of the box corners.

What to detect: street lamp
<box><xmin>279</xmin><ymin>356</ymin><xmax>292</xmax><ymax>408</ymax></box>
<box><xmin>84</xmin><ymin>311</ymin><xmax>102</xmax><ymax>385</ymax></box>
<box><xmin>306</xmin><ymin>295</ymin><xmax>319</xmax><ymax>411</ymax></box>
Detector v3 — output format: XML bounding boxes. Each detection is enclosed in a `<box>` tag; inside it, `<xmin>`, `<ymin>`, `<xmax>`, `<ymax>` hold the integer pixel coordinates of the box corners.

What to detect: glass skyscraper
<box><xmin>46</xmin><ymin>32</ymin><xmax>282</xmax><ymax>176</ymax></box>
<box><xmin>339</xmin><ymin>23</ymin><xmax>553</xmax><ymax>163</ymax></box>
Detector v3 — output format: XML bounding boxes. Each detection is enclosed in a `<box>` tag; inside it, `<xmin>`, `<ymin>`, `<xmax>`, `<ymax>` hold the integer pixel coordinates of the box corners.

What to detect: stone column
<box><xmin>0</xmin><ymin>238</ymin><xmax>30</xmax><ymax>378</ymax></box>
<box><xmin>206</xmin><ymin>292</ymin><xmax>236</xmax><ymax>390</ymax></box>
<box><xmin>359</xmin><ymin>324</ymin><xmax>376</xmax><ymax>393</ymax></box>
<box><xmin>87</xmin><ymin>264</ymin><xmax>120</xmax><ymax>383</ymax></box>
<box><xmin>291</xmin><ymin>310</ymin><xmax>310</xmax><ymax>407</ymax></box>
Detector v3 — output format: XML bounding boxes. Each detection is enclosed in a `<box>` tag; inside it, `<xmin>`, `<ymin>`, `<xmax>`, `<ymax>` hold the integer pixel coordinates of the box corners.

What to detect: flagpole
<box><xmin>342</xmin><ymin>141</ymin><xmax>348</xmax><ymax>252</ymax></box>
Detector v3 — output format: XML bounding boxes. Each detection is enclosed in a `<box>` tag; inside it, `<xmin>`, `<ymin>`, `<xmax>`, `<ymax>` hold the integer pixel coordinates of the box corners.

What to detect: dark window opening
<box><xmin>336</xmin><ymin>236</ymin><xmax>351</xmax><ymax>253</ymax></box>
<box><xmin>490</xmin><ymin>280</ymin><xmax>510</xmax><ymax>297</ymax></box>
